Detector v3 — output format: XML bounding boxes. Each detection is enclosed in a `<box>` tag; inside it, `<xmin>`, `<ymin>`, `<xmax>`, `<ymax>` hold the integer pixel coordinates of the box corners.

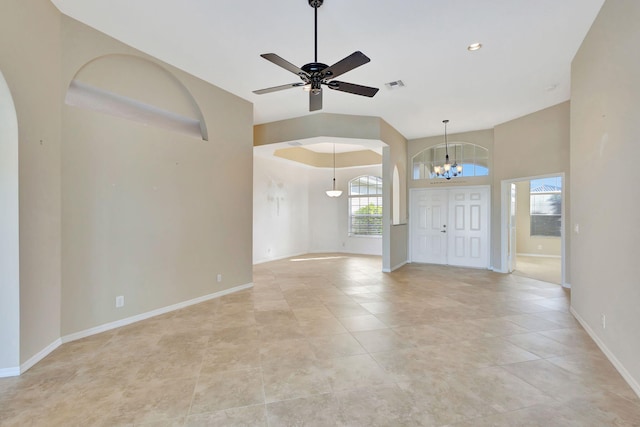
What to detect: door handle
<box><xmin>440</xmin><ymin>230</ymin><xmax>446</xmax><ymax>233</ymax></box>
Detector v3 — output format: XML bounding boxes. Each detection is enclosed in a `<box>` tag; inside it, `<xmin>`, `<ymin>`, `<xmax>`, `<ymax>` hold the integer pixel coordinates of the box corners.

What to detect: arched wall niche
<box><xmin>65</xmin><ymin>54</ymin><xmax>208</xmax><ymax>140</ymax></box>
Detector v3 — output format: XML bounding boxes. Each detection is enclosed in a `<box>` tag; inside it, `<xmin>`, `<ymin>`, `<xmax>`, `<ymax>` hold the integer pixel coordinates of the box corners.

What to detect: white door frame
<box><xmin>499</xmin><ymin>173</ymin><xmax>567</xmax><ymax>287</ymax></box>
<box><xmin>409</xmin><ymin>185</ymin><xmax>491</xmax><ymax>268</ymax></box>
<box><xmin>508</xmin><ymin>183</ymin><xmax>517</xmax><ymax>273</ymax></box>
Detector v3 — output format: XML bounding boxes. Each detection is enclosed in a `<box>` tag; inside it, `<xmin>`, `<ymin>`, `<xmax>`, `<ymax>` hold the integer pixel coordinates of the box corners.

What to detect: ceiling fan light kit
<box><xmin>253</xmin><ymin>0</ymin><xmax>379</xmax><ymax>112</ymax></box>
<box><xmin>326</xmin><ymin>143</ymin><xmax>343</xmax><ymax>197</ymax></box>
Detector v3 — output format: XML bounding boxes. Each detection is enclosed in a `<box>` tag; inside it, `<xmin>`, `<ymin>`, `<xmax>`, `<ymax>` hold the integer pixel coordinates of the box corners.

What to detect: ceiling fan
<box><xmin>253</xmin><ymin>0</ymin><xmax>379</xmax><ymax>112</ymax></box>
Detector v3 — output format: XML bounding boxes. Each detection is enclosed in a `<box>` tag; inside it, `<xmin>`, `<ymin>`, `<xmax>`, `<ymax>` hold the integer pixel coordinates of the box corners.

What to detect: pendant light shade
<box><xmin>326</xmin><ymin>144</ymin><xmax>342</xmax><ymax>197</ymax></box>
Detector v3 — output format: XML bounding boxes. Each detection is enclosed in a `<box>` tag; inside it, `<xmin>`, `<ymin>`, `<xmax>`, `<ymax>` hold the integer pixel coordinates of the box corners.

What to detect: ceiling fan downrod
<box><xmin>309</xmin><ymin>0</ymin><xmax>324</xmax><ymax>63</ymax></box>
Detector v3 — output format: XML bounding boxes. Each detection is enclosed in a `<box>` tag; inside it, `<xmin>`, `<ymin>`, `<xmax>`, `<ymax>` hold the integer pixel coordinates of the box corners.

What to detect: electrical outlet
<box><xmin>601</xmin><ymin>313</ymin><xmax>606</xmax><ymax>329</ymax></box>
<box><xmin>115</xmin><ymin>295</ymin><xmax>124</xmax><ymax>308</ymax></box>
<box><xmin>217</xmin><ymin>274</ymin><xmax>222</xmax><ymax>283</ymax></box>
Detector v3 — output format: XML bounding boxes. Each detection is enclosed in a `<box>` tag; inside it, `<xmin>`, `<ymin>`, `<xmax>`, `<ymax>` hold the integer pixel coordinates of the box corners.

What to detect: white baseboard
<box><xmin>62</xmin><ymin>283</ymin><xmax>253</xmax><ymax>344</ymax></box>
<box><xmin>517</xmin><ymin>253</ymin><xmax>561</xmax><ymax>259</ymax></box>
<box><xmin>570</xmin><ymin>306</ymin><xmax>640</xmax><ymax>398</ymax></box>
<box><xmin>0</xmin><ymin>366</ymin><xmax>20</xmax><ymax>378</ymax></box>
<box><xmin>10</xmin><ymin>283</ymin><xmax>253</xmax><ymax>376</ymax></box>
<box><xmin>20</xmin><ymin>338</ymin><xmax>62</xmax><ymax>374</ymax></box>
<box><xmin>307</xmin><ymin>249</ymin><xmax>383</xmax><ymax>257</ymax></box>
<box><xmin>383</xmin><ymin>260</ymin><xmax>408</xmax><ymax>273</ymax></box>
<box><xmin>253</xmin><ymin>252</ymin><xmax>308</xmax><ymax>265</ymax></box>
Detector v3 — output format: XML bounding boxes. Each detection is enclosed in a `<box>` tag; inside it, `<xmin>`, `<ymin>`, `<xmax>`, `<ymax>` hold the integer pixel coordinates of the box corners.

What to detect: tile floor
<box><xmin>513</xmin><ymin>255</ymin><xmax>562</xmax><ymax>285</ymax></box>
<box><xmin>1</xmin><ymin>254</ymin><xmax>639</xmax><ymax>426</ymax></box>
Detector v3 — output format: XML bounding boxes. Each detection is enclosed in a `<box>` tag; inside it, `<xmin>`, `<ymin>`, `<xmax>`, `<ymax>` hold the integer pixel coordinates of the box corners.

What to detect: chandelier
<box><xmin>433</xmin><ymin>119</ymin><xmax>462</xmax><ymax>180</ymax></box>
<box><xmin>325</xmin><ymin>144</ymin><xmax>343</xmax><ymax>197</ymax></box>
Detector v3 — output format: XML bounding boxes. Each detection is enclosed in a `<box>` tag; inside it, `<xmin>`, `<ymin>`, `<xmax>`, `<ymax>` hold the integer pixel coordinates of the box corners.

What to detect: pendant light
<box><xmin>433</xmin><ymin>119</ymin><xmax>462</xmax><ymax>180</ymax></box>
<box><xmin>325</xmin><ymin>144</ymin><xmax>343</xmax><ymax>197</ymax></box>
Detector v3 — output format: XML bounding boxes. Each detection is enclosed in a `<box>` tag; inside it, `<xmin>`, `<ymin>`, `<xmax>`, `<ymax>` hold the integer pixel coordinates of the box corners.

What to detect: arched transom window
<box><xmin>412</xmin><ymin>142</ymin><xmax>489</xmax><ymax>180</ymax></box>
<box><xmin>349</xmin><ymin>176</ymin><xmax>382</xmax><ymax>236</ymax></box>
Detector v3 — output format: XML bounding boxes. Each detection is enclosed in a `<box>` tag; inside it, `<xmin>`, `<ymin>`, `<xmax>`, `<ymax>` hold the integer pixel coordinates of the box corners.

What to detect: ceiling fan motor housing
<box><xmin>301</xmin><ymin>63</ymin><xmax>328</xmax><ymax>74</ymax></box>
<box><xmin>308</xmin><ymin>0</ymin><xmax>324</xmax><ymax>8</ymax></box>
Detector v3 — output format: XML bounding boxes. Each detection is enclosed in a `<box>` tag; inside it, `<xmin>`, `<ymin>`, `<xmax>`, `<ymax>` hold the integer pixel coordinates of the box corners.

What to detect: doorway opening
<box><xmin>502</xmin><ymin>174</ymin><xmax>565</xmax><ymax>286</ymax></box>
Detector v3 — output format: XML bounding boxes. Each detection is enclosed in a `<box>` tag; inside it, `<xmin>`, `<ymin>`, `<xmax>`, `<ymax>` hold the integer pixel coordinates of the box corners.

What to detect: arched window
<box><xmin>412</xmin><ymin>142</ymin><xmax>489</xmax><ymax>180</ymax></box>
<box><xmin>349</xmin><ymin>176</ymin><xmax>383</xmax><ymax>236</ymax></box>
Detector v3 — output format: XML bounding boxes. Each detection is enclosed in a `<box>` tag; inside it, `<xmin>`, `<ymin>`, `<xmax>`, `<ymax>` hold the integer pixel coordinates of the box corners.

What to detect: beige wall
<box><xmin>0</xmin><ymin>0</ymin><xmax>254</xmax><ymax>368</ymax></box>
<box><xmin>254</xmin><ymin>114</ymin><xmax>381</xmax><ymax>147</ymax></box>
<box><xmin>571</xmin><ymin>0</ymin><xmax>640</xmax><ymax>392</ymax></box>
<box><xmin>60</xmin><ymin>17</ymin><xmax>253</xmax><ymax>335</ymax></box>
<box><xmin>380</xmin><ymin>120</ymin><xmax>408</xmax><ymax>271</ymax></box>
<box><xmin>493</xmin><ymin>102</ymin><xmax>570</xmax><ymax>274</ymax></box>
<box><xmin>515</xmin><ymin>181</ymin><xmax>561</xmax><ymax>257</ymax></box>
<box><xmin>0</xmin><ymin>0</ymin><xmax>63</xmax><ymax>365</ymax></box>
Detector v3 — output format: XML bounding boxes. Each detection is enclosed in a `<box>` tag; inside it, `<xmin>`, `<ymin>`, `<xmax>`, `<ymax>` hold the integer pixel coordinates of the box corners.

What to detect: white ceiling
<box><xmin>51</xmin><ymin>0</ymin><xmax>604</xmax><ymax>140</ymax></box>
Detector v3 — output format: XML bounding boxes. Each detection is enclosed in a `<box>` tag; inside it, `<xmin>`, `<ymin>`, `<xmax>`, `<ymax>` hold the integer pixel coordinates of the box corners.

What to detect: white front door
<box><xmin>447</xmin><ymin>187</ymin><xmax>490</xmax><ymax>268</ymax></box>
<box><xmin>410</xmin><ymin>189</ymin><xmax>448</xmax><ymax>264</ymax></box>
<box><xmin>411</xmin><ymin>186</ymin><xmax>490</xmax><ymax>268</ymax></box>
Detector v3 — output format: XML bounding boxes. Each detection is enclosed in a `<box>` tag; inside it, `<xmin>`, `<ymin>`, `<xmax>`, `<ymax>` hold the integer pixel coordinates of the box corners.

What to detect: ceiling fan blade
<box><xmin>253</xmin><ymin>82</ymin><xmax>305</xmax><ymax>95</ymax></box>
<box><xmin>260</xmin><ymin>53</ymin><xmax>308</xmax><ymax>77</ymax></box>
<box><xmin>309</xmin><ymin>89</ymin><xmax>323</xmax><ymax>111</ymax></box>
<box><xmin>327</xmin><ymin>81</ymin><xmax>379</xmax><ymax>97</ymax></box>
<box><xmin>322</xmin><ymin>51</ymin><xmax>371</xmax><ymax>79</ymax></box>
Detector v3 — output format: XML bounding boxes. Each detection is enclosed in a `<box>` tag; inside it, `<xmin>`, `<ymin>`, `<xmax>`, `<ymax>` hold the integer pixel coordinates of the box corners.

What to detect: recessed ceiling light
<box><xmin>467</xmin><ymin>42</ymin><xmax>482</xmax><ymax>51</ymax></box>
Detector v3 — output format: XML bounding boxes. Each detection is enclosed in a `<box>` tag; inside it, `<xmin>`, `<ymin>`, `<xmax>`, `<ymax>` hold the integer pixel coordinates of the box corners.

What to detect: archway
<box><xmin>0</xmin><ymin>70</ymin><xmax>20</xmax><ymax>376</ymax></box>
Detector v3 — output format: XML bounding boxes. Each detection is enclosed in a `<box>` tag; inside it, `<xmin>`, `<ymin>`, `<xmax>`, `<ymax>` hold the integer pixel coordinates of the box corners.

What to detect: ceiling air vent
<box><xmin>385</xmin><ymin>80</ymin><xmax>405</xmax><ymax>89</ymax></box>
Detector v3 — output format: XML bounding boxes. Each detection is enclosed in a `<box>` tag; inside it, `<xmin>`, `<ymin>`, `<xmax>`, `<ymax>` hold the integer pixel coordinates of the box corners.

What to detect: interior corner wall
<box><xmin>492</xmin><ymin>102</ymin><xmax>570</xmax><ymax>274</ymax></box>
<box><xmin>0</xmin><ymin>0</ymin><xmax>63</xmax><ymax>366</ymax></box>
<box><xmin>570</xmin><ymin>0</ymin><xmax>640</xmax><ymax>393</ymax></box>
<box><xmin>59</xmin><ymin>17</ymin><xmax>254</xmax><ymax>335</ymax></box>
<box><xmin>253</xmin><ymin>155</ymin><xmax>310</xmax><ymax>264</ymax></box>
<box><xmin>308</xmin><ymin>165</ymin><xmax>384</xmax><ymax>256</ymax></box>
<box><xmin>253</xmin><ymin>154</ymin><xmax>383</xmax><ymax>261</ymax></box>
